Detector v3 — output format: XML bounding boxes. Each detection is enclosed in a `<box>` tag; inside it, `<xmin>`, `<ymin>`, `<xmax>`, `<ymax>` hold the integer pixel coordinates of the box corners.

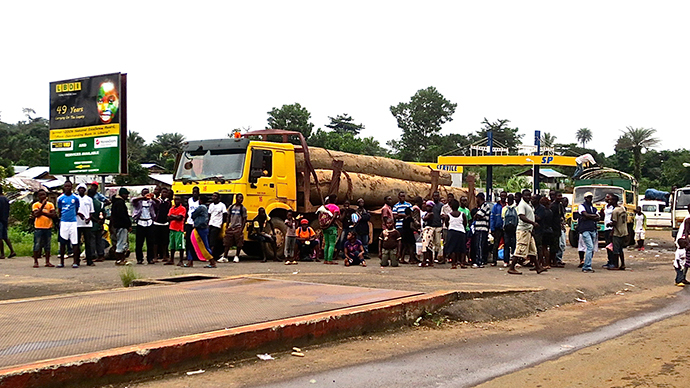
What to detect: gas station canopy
<box><xmin>437</xmin><ymin>155</ymin><xmax>577</xmax><ymax>167</ymax></box>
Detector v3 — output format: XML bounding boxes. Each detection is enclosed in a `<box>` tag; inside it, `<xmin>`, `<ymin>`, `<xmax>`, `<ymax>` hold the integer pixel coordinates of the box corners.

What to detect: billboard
<box><xmin>49</xmin><ymin>73</ymin><xmax>127</xmax><ymax>175</ymax></box>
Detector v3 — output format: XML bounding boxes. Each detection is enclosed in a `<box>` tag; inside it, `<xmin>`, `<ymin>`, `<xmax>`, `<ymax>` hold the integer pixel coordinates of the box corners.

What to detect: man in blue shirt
<box><xmin>490</xmin><ymin>191</ymin><xmax>507</xmax><ymax>266</ymax></box>
<box><xmin>392</xmin><ymin>191</ymin><xmax>412</xmax><ymax>232</ymax></box>
<box><xmin>57</xmin><ymin>181</ymin><xmax>81</xmax><ymax>268</ymax></box>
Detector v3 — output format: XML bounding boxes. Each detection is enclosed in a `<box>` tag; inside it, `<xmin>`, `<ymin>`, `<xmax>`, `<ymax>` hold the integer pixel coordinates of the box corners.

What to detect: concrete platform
<box><xmin>0</xmin><ymin>276</ymin><xmax>455</xmax><ymax>388</ymax></box>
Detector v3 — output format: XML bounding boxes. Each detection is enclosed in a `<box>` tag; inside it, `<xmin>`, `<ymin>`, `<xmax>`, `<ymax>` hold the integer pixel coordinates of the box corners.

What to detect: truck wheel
<box><xmin>241</xmin><ymin>241</ymin><xmax>263</xmax><ymax>259</ymax></box>
<box><xmin>264</xmin><ymin>218</ymin><xmax>287</xmax><ymax>260</ymax></box>
<box><xmin>569</xmin><ymin>229</ymin><xmax>578</xmax><ymax>248</ymax></box>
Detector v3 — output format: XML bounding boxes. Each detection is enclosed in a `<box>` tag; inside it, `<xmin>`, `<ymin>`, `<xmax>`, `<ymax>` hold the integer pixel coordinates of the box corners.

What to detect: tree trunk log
<box><xmin>297</xmin><ymin>147</ymin><xmax>452</xmax><ymax>185</ymax></box>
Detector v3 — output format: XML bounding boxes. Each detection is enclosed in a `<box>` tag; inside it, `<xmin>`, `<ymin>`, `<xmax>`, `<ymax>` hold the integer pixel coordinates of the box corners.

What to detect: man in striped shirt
<box><xmin>392</xmin><ymin>191</ymin><xmax>412</xmax><ymax>232</ymax></box>
<box><xmin>473</xmin><ymin>192</ymin><xmax>491</xmax><ymax>268</ymax></box>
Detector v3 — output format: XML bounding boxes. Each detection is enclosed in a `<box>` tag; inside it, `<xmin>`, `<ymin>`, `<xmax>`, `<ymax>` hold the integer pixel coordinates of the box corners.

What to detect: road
<box><xmin>120</xmin><ymin>282</ymin><xmax>688</xmax><ymax>388</ymax></box>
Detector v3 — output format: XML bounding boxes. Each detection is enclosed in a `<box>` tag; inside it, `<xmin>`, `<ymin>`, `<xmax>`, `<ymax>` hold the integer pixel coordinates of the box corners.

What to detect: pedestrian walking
<box><xmin>31</xmin><ymin>189</ymin><xmax>55</xmax><ymax>267</ymax></box>
<box><xmin>578</xmin><ymin>191</ymin><xmax>600</xmax><ymax>273</ymax></box>
<box><xmin>222</xmin><ymin>193</ymin><xmax>247</xmax><ymax>263</ymax></box>
<box><xmin>507</xmin><ymin>189</ymin><xmax>546</xmax><ymax>275</ymax></box>
<box><xmin>57</xmin><ymin>181</ymin><xmax>81</xmax><ymax>268</ymax></box>
<box><xmin>110</xmin><ymin>188</ymin><xmax>131</xmax><ymax>266</ymax></box>
<box><xmin>189</xmin><ymin>195</ymin><xmax>212</xmax><ymax>267</ymax></box>
<box><xmin>0</xmin><ymin>186</ymin><xmax>17</xmax><ymax>259</ymax></box>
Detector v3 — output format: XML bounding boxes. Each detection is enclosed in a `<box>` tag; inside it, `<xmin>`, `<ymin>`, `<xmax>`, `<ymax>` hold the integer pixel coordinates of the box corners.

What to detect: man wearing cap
<box><xmin>90</xmin><ymin>181</ymin><xmax>110</xmax><ymax>206</ymax></box>
<box><xmin>110</xmin><ymin>188</ymin><xmax>132</xmax><ymax>265</ymax></box>
<box><xmin>578</xmin><ymin>191</ymin><xmax>600</xmax><ymax>273</ymax></box>
<box><xmin>76</xmin><ymin>183</ymin><xmax>95</xmax><ymax>266</ymax></box>
<box><xmin>296</xmin><ymin>218</ymin><xmax>316</xmax><ymax>261</ymax></box>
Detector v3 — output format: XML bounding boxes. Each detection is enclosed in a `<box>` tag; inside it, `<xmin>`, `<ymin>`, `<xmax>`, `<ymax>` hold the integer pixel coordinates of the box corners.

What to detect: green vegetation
<box><xmin>119</xmin><ymin>266</ymin><xmax>141</xmax><ymax>287</ymax></box>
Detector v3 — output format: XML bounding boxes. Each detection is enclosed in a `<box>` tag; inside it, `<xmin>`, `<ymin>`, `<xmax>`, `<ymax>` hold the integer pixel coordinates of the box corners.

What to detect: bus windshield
<box><xmin>675</xmin><ymin>189</ymin><xmax>690</xmax><ymax>210</ymax></box>
<box><xmin>174</xmin><ymin>149</ymin><xmax>246</xmax><ymax>182</ymax></box>
<box><xmin>573</xmin><ymin>187</ymin><xmax>624</xmax><ymax>206</ymax></box>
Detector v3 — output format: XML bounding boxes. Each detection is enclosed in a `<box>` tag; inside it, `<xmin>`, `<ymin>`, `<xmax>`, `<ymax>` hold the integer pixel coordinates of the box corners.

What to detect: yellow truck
<box><xmin>568</xmin><ymin>168</ymin><xmax>638</xmax><ymax>247</ymax></box>
<box><xmin>171</xmin><ymin>129</ymin><xmax>466</xmax><ymax>258</ymax></box>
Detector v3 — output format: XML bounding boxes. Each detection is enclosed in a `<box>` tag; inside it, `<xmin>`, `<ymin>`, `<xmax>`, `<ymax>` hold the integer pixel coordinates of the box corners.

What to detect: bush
<box><xmin>119</xmin><ymin>266</ymin><xmax>141</xmax><ymax>287</ymax></box>
<box><xmin>9</xmin><ymin>201</ymin><xmax>33</xmax><ymax>232</ymax></box>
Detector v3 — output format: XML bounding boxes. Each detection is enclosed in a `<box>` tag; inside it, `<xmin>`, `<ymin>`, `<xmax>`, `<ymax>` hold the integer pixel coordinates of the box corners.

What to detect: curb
<box><xmin>0</xmin><ymin>290</ymin><xmax>459</xmax><ymax>388</ymax></box>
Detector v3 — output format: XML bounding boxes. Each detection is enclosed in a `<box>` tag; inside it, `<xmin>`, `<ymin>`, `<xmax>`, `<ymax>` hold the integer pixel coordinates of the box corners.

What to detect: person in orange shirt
<box><xmin>296</xmin><ymin>218</ymin><xmax>316</xmax><ymax>261</ymax></box>
<box><xmin>32</xmin><ymin>189</ymin><xmax>56</xmax><ymax>268</ymax></box>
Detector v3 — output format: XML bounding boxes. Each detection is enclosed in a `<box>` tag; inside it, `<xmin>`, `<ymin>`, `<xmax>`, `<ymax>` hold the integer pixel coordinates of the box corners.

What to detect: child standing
<box><xmin>284</xmin><ymin>210</ymin><xmax>298</xmax><ymax>261</ymax></box>
<box><xmin>168</xmin><ymin>195</ymin><xmax>187</xmax><ymax>266</ymax></box>
<box><xmin>379</xmin><ymin>218</ymin><xmax>401</xmax><ymax>268</ymax></box>
<box><xmin>634</xmin><ymin>206</ymin><xmax>646</xmax><ymax>251</ymax></box>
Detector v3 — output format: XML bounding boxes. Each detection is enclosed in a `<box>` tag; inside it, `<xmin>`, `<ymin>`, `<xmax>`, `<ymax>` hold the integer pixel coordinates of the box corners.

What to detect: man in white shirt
<box><xmin>508</xmin><ymin>189</ymin><xmax>546</xmax><ymax>275</ymax></box>
<box><xmin>207</xmin><ymin>192</ymin><xmax>228</xmax><ymax>263</ymax></box>
<box><xmin>76</xmin><ymin>184</ymin><xmax>95</xmax><ymax>266</ymax></box>
<box><xmin>601</xmin><ymin>193</ymin><xmax>616</xmax><ymax>269</ymax></box>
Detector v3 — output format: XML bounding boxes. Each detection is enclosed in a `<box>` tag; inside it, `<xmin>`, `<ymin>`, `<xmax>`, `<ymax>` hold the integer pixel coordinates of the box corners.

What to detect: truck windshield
<box><xmin>174</xmin><ymin>149</ymin><xmax>246</xmax><ymax>181</ymax></box>
<box><xmin>675</xmin><ymin>189</ymin><xmax>690</xmax><ymax>210</ymax></box>
<box><xmin>573</xmin><ymin>187</ymin><xmax>624</xmax><ymax>206</ymax></box>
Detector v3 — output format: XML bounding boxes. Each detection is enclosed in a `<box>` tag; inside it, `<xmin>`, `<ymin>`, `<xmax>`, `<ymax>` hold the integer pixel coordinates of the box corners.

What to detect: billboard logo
<box><xmin>51</xmin><ymin>141</ymin><xmax>73</xmax><ymax>152</ymax></box>
<box><xmin>55</xmin><ymin>82</ymin><xmax>82</xmax><ymax>93</ymax></box>
<box><xmin>94</xmin><ymin>136</ymin><xmax>118</xmax><ymax>149</ymax></box>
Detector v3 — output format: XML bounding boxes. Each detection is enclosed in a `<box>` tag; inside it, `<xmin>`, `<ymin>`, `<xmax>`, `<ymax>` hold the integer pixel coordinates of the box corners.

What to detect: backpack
<box><xmin>318</xmin><ymin>209</ymin><xmax>335</xmax><ymax>229</ymax></box>
<box><xmin>504</xmin><ymin>206</ymin><xmax>518</xmax><ymax>232</ymax></box>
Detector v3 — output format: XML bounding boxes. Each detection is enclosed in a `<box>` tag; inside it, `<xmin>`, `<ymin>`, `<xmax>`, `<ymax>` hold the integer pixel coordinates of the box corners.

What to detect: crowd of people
<box><xmin>0</xmin><ymin>181</ymin><xmax>666</xmax><ymax>280</ymax></box>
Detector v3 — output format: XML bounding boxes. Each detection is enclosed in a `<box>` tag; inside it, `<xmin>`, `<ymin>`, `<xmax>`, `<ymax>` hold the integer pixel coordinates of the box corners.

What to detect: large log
<box><xmin>309</xmin><ymin>170</ymin><xmax>467</xmax><ymax>208</ymax></box>
<box><xmin>297</xmin><ymin>147</ymin><xmax>452</xmax><ymax>186</ymax></box>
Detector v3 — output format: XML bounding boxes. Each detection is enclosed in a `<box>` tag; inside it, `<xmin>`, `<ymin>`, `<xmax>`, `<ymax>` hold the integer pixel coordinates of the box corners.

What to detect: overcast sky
<box><xmin>1</xmin><ymin>1</ymin><xmax>687</xmax><ymax>157</ymax></box>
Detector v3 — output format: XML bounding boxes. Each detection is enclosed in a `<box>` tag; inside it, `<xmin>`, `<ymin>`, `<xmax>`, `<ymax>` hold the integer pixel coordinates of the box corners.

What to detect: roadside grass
<box><xmin>119</xmin><ymin>265</ymin><xmax>141</xmax><ymax>287</ymax></box>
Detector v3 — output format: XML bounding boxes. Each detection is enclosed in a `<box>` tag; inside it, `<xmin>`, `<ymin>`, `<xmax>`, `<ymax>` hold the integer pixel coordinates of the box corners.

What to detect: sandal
<box><xmin>33</xmin><ymin>263</ymin><xmax>39</xmax><ymax>268</ymax></box>
<box><xmin>45</xmin><ymin>263</ymin><xmax>55</xmax><ymax>267</ymax></box>
<box><xmin>204</xmin><ymin>265</ymin><xmax>217</xmax><ymax>268</ymax></box>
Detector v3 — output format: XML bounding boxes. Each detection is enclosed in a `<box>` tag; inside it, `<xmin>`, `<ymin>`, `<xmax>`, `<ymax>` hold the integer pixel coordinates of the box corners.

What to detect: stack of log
<box><xmin>297</xmin><ymin>147</ymin><xmax>467</xmax><ymax>207</ymax></box>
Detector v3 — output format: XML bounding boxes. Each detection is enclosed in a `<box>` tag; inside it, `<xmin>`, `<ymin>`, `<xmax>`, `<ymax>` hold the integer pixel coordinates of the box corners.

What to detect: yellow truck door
<box><xmin>246</xmin><ymin>148</ymin><xmax>277</xmax><ymax>210</ymax></box>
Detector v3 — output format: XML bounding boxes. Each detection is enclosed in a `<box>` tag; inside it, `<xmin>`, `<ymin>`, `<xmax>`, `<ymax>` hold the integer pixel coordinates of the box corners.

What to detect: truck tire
<box><xmin>265</xmin><ymin>218</ymin><xmax>287</xmax><ymax>260</ymax></box>
<box><xmin>569</xmin><ymin>229</ymin><xmax>578</xmax><ymax>248</ymax></box>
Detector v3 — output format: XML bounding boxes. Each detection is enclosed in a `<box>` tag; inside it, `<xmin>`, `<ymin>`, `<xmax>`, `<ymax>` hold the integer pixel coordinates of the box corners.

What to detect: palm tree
<box><xmin>541</xmin><ymin>132</ymin><xmax>557</xmax><ymax>148</ymax></box>
<box><xmin>576</xmin><ymin>128</ymin><xmax>592</xmax><ymax>148</ymax></box>
<box><xmin>615</xmin><ymin>126</ymin><xmax>660</xmax><ymax>182</ymax></box>
<box><xmin>152</xmin><ymin>133</ymin><xmax>186</xmax><ymax>158</ymax></box>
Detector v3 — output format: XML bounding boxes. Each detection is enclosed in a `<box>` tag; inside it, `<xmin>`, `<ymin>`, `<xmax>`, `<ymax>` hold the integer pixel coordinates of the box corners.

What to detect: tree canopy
<box><xmin>388</xmin><ymin>86</ymin><xmax>457</xmax><ymax>161</ymax></box>
<box><xmin>324</xmin><ymin>114</ymin><xmax>364</xmax><ymax>135</ymax></box>
<box><xmin>266</xmin><ymin>103</ymin><xmax>315</xmax><ymax>139</ymax></box>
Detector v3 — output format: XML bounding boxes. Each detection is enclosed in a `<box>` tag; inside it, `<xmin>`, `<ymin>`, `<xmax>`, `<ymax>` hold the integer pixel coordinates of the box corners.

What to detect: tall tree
<box><xmin>389</xmin><ymin>86</ymin><xmax>457</xmax><ymax>161</ymax></box>
<box><xmin>541</xmin><ymin>132</ymin><xmax>557</xmax><ymax>148</ymax></box>
<box><xmin>127</xmin><ymin>131</ymin><xmax>147</xmax><ymax>162</ymax></box>
<box><xmin>615</xmin><ymin>126</ymin><xmax>660</xmax><ymax>182</ymax></box>
<box><xmin>576</xmin><ymin>128</ymin><xmax>593</xmax><ymax>148</ymax></box>
<box><xmin>469</xmin><ymin>118</ymin><xmax>524</xmax><ymax>152</ymax></box>
<box><xmin>308</xmin><ymin>129</ymin><xmax>387</xmax><ymax>156</ymax></box>
<box><xmin>324</xmin><ymin>114</ymin><xmax>364</xmax><ymax>135</ymax></box>
<box><xmin>266</xmin><ymin>103</ymin><xmax>314</xmax><ymax>139</ymax></box>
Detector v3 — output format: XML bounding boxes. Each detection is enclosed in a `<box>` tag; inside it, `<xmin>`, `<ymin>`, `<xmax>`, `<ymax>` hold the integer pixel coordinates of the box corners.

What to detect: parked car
<box><xmin>640</xmin><ymin>200</ymin><xmax>671</xmax><ymax>228</ymax></box>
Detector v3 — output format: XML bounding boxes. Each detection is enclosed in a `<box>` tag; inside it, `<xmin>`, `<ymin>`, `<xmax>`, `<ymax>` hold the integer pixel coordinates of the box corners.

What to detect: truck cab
<box><xmin>172</xmin><ymin>136</ymin><xmax>301</xmax><ymax>257</ymax></box>
<box><xmin>672</xmin><ymin>186</ymin><xmax>690</xmax><ymax>237</ymax></box>
<box><xmin>568</xmin><ymin>168</ymin><xmax>638</xmax><ymax>247</ymax></box>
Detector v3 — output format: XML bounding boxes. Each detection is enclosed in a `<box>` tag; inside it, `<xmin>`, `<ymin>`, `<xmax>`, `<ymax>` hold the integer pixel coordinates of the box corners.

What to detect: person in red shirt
<box><xmin>168</xmin><ymin>195</ymin><xmax>187</xmax><ymax>266</ymax></box>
